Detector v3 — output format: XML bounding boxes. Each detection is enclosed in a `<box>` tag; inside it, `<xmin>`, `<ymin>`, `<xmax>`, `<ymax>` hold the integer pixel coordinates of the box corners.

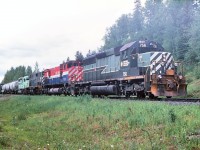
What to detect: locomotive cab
<box><xmin>18</xmin><ymin>76</ymin><xmax>29</xmax><ymax>94</ymax></box>
<box><xmin>142</xmin><ymin>52</ymin><xmax>187</xmax><ymax>98</ymax></box>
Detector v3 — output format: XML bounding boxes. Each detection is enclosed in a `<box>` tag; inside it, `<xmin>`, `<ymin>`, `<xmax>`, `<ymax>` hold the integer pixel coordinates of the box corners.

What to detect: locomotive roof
<box><xmin>83</xmin><ymin>40</ymin><xmax>164</xmax><ymax>65</ymax></box>
<box><xmin>120</xmin><ymin>41</ymin><xmax>136</xmax><ymax>52</ymax></box>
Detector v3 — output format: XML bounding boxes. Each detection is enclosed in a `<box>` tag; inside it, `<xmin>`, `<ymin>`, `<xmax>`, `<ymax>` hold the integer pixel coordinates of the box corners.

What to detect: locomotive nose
<box><xmin>167</xmin><ymin>80</ymin><xmax>176</xmax><ymax>89</ymax></box>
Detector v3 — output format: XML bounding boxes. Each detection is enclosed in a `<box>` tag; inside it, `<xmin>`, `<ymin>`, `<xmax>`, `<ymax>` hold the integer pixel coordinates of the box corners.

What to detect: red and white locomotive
<box><xmin>42</xmin><ymin>60</ymin><xmax>83</xmax><ymax>95</ymax></box>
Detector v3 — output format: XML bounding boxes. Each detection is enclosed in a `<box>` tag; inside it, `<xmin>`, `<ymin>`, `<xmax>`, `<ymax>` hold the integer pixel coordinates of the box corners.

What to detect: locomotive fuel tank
<box><xmin>48</xmin><ymin>88</ymin><xmax>63</xmax><ymax>95</ymax></box>
<box><xmin>90</xmin><ymin>85</ymin><xmax>118</xmax><ymax>95</ymax></box>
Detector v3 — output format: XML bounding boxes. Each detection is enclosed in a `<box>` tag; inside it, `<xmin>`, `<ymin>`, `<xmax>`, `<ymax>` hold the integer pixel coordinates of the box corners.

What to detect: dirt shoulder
<box><xmin>0</xmin><ymin>94</ymin><xmax>13</xmax><ymax>101</ymax></box>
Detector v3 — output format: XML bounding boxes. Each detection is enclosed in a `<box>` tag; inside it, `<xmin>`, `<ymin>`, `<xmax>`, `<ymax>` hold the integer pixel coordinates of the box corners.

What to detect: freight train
<box><xmin>1</xmin><ymin>40</ymin><xmax>187</xmax><ymax>98</ymax></box>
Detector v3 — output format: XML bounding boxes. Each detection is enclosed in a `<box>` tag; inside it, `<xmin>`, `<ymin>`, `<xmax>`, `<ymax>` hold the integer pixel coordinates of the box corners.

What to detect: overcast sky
<box><xmin>0</xmin><ymin>0</ymin><xmax>139</xmax><ymax>82</ymax></box>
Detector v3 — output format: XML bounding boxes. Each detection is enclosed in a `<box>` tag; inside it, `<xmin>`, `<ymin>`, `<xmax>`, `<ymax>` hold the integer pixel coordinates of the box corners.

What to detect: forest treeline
<box><xmin>1</xmin><ymin>62</ymin><xmax>41</xmax><ymax>84</ymax></box>
<box><xmin>101</xmin><ymin>0</ymin><xmax>200</xmax><ymax>64</ymax></box>
<box><xmin>2</xmin><ymin>66</ymin><xmax>32</xmax><ymax>84</ymax></box>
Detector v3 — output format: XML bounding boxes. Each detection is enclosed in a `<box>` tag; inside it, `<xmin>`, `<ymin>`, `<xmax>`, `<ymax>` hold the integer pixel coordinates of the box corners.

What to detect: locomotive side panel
<box><xmin>83</xmin><ymin>40</ymin><xmax>163</xmax><ymax>83</ymax></box>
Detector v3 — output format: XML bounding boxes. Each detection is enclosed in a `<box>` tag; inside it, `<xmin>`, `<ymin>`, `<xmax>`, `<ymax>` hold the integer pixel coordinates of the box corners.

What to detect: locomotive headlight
<box><xmin>162</xmin><ymin>54</ymin><xmax>166</xmax><ymax>61</ymax></box>
<box><xmin>158</xmin><ymin>75</ymin><xmax>162</xmax><ymax>79</ymax></box>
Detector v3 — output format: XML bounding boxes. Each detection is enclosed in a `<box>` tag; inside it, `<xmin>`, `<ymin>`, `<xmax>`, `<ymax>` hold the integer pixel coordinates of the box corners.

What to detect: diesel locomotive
<box><xmin>78</xmin><ymin>40</ymin><xmax>187</xmax><ymax>98</ymax></box>
<box><xmin>1</xmin><ymin>40</ymin><xmax>187</xmax><ymax>98</ymax></box>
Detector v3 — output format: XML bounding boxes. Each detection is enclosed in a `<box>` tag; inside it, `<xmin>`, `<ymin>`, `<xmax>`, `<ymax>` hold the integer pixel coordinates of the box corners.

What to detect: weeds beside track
<box><xmin>0</xmin><ymin>95</ymin><xmax>199</xmax><ymax>149</ymax></box>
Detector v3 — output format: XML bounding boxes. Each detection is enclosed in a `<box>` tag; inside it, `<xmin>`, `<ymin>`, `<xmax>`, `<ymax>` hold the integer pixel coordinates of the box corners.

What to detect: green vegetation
<box><xmin>185</xmin><ymin>63</ymin><xmax>200</xmax><ymax>97</ymax></box>
<box><xmin>0</xmin><ymin>95</ymin><xmax>199</xmax><ymax>149</ymax></box>
<box><xmin>101</xmin><ymin>0</ymin><xmax>200</xmax><ymax>65</ymax></box>
<box><xmin>187</xmin><ymin>75</ymin><xmax>200</xmax><ymax>98</ymax></box>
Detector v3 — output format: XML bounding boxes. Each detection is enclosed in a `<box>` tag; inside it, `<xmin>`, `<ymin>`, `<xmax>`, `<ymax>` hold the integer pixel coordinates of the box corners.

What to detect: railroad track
<box><xmin>161</xmin><ymin>98</ymin><xmax>200</xmax><ymax>103</ymax></box>
<box><xmin>108</xmin><ymin>96</ymin><xmax>200</xmax><ymax>104</ymax></box>
<box><xmin>0</xmin><ymin>94</ymin><xmax>200</xmax><ymax>104</ymax></box>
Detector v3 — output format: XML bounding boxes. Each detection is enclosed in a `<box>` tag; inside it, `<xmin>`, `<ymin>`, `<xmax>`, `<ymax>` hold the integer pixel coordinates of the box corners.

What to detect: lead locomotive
<box><xmin>78</xmin><ymin>40</ymin><xmax>187</xmax><ymax>98</ymax></box>
<box><xmin>1</xmin><ymin>40</ymin><xmax>187</xmax><ymax>98</ymax></box>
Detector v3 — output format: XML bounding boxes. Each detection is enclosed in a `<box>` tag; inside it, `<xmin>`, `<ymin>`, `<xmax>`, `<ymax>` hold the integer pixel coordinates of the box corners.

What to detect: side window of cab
<box><xmin>122</xmin><ymin>50</ymin><xmax>128</xmax><ymax>60</ymax></box>
<box><xmin>121</xmin><ymin>48</ymin><xmax>131</xmax><ymax>60</ymax></box>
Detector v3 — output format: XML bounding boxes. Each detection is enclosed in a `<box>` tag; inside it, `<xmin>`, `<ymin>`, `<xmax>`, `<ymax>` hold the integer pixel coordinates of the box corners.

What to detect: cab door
<box><xmin>130</xmin><ymin>54</ymin><xmax>138</xmax><ymax>68</ymax></box>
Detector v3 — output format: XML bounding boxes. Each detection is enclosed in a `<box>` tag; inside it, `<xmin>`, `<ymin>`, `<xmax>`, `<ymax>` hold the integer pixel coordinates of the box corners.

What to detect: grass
<box><xmin>185</xmin><ymin>63</ymin><xmax>200</xmax><ymax>98</ymax></box>
<box><xmin>187</xmin><ymin>80</ymin><xmax>200</xmax><ymax>98</ymax></box>
<box><xmin>186</xmin><ymin>71</ymin><xmax>200</xmax><ymax>98</ymax></box>
<box><xmin>0</xmin><ymin>95</ymin><xmax>200</xmax><ymax>149</ymax></box>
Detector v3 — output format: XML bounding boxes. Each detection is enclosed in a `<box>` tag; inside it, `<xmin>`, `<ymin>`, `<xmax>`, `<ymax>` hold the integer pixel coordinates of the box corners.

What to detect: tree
<box><xmin>86</xmin><ymin>50</ymin><xmax>91</xmax><ymax>57</ymax></box>
<box><xmin>103</xmin><ymin>14</ymin><xmax>131</xmax><ymax>50</ymax></box>
<box><xmin>34</xmin><ymin>62</ymin><xmax>39</xmax><ymax>73</ymax></box>
<box><xmin>187</xmin><ymin>4</ymin><xmax>200</xmax><ymax>63</ymax></box>
<box><xmin>175</xmin><ymin>0</ymin><xmax>194</xmax><ymax>60</ymax></box>
<box><xmin>129</xmin><ymin>0</ymin><xmax>144</xmax><ymax>40</ymax></box>
<box><xmin>75</xmin><ymin>51</ymin><xmax>84</xmax><ymax>62</ymax></box>
<box><xmin>86</xmin><ymin>49</ymin><xmax>97</xmax><ymax>57</ymax></box>
<box><xmin>102</xmin><ymin>0</ymin><xmax>145</xmax><ymax>50</ymax></box>
<box><xmin>26</xmin><ymin>66</ymin><xmax>32</xmax><ymax>76</ymax></box>
<box><xmin>2</xmin><ymin>66</ymin><xmax>27</xmax><ymax>84</ymax></box>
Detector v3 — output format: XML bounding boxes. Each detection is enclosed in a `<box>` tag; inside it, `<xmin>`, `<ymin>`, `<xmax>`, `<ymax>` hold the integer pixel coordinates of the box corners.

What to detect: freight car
<box><xmin>1</xmin><ymin>81</ymin><xmax>18</xmax><ymax>94</ymax></box>
<box><xmin>74</xmin><ymin>40</ymin><xmax>187</xmax><ymax>98</ymax></box>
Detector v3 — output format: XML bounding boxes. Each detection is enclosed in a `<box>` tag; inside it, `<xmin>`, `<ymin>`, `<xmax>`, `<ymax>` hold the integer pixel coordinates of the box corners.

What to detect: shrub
<box><xmin>17</xmin><ymin>112</ymin><xmax>27</xmax><ymax>121</ymax></box>
<box><xmin>0</xmin><ymin>135</ymin><xmax>10</xmax><ymax>147</ymax></box>
<box><xmin>193</xmin><ymin>65</ymin><xmax>200</xmax><ymax>79</ymax></box>
<box><xmin>169</xmin><ymin>109</ymin><xmax>176</xmax><ymax>123</ymax></box>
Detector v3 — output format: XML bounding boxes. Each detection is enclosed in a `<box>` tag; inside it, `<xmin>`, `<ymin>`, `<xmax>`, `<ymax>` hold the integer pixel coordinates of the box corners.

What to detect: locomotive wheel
<box><xmin>166</xmin><ymin>96</ymin><xmax>172</xmax><ymax>98</ymax></box>
<box><xmin>137</xmin><ymin>92</ymin><xmax>145</xmax><ymax>99</ymax></box>
<box><xmin>149</xmin><ymin>93</ymin><xmax>158</xmax><ymax>99</ymax></box>
<box><xmin>125</xmin><ymin>94</ymin><xmax>130</xmax><ymax>98</ymax></box>
<box><xmin>149</xmin><ymin>93</ymin><xmax>155</xmax><ymax>99</ymax></box>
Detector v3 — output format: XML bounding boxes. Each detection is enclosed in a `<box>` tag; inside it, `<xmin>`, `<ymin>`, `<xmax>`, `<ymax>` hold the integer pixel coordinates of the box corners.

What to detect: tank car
<box><xmin>1</xmin><ymin>81</ymin><xmax>18</xmax><ymax>94</ymax></box>
<box><xmin>42</xmin><ymin>60</ymin><xmax>83</xmax><ymax>95</ymax></box>
<box><xmin>79</xmin><ymin>40</ymin><xmax>187</xmax><ymax>98</ymax></box>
